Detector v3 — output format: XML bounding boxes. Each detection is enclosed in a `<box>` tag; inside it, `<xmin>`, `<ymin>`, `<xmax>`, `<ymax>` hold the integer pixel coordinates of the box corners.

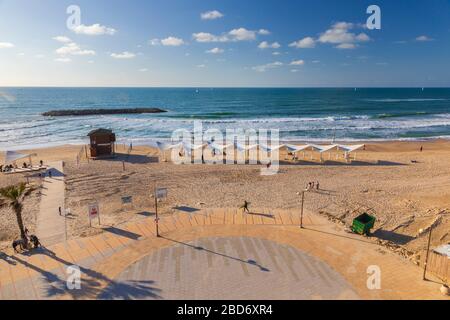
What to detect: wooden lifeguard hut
<box><xmin>87</xmin><ymin>128</ymin><xmax>116</xmax><ymax>158</ymax></box>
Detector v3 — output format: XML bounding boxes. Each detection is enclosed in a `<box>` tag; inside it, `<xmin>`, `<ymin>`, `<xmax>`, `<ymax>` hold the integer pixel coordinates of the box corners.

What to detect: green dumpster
<box><xmin>351</xmin><ymin>213</ymin><xmax>376</xmax><ymax>235</ymax></box>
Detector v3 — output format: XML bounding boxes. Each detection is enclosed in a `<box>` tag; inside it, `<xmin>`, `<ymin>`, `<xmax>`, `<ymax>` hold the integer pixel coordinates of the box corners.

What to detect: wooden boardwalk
<box><xmin>36</xmin><ymin>161</ymin><xmax>66</xmax><ymax>246</ymax></box>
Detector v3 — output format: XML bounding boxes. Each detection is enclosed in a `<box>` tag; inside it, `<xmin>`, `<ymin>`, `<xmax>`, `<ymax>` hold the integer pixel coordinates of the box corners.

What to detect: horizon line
<box><xmin>1</xmin><ymin>86</ymin><xmax>449</xmax><ymax>89</ymax></box>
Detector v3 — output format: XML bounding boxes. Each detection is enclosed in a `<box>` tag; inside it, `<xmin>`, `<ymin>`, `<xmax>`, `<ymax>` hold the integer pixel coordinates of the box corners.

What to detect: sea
<box><xmin>1</xmin><ymin>87</ymin><xmax>450</xmax><ymax>150</ymax></box>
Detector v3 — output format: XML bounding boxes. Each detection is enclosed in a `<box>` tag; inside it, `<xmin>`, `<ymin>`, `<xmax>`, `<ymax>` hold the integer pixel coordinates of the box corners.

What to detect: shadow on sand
<box><xmin>372</xmin><ymin>229</ymin><xmax>416</xmax><ymax>245</ymax></box>
<box><xmin>106</xmin><ymin>153</ymin><xmax>159</xmax><ymax>164</ymax></box>
<box><xmin>279</xmin><ymin>160</ymin><xmax>407</xmax><ymax>167</ymax></box>
<box><xmin>162</xmin><ymin>236</ymin><xmax>270</xmax><ymax>272</ymax></box>
<box><xmin>10</xmin><ymin>246</ymin><xmax>161</xmax><ymax>300</ymax></box>
<box><xmin>104</xmin><ymin>226</ymin><xmax>142</xmax><ymax>240</ymax></box>
<box><xmin>173</xmin><ymin>206</ymin><xmax>200</xmax><ymax>213</ymax></box>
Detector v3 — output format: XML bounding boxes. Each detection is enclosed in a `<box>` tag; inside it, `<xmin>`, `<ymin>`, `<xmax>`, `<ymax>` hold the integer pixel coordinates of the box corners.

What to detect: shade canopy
<box><xmin>156</xmin><ymin>141</ymin><xmax>183</xmax><ymax>151</ymax></box>
<box><xmin>206</xmin><ymin>142</ymin><xmax>234</xmax><ymax>152</ymax></box>
<box><xmin>259</xmin><ymin>144</ymin><xmax>284</xmax><ymax>153</ymax></box>
<box><xmin>337</xmin><ymin>144</ymin><xmax>365</xmax><ymax>153</ymax></box>
<box><xmin>283</xmin><ymin>144</ymin><xmax>311</xmax><ymax>153</ymax></box>
<box><xmin>148</xmin><ymin>141</ymin><xmax>365</xmax><ymax>160</ymax></box>
<box><xmin>4</xmin><ymin>151</ymin><xmax>37</xmax><ymax>165</ymax></box>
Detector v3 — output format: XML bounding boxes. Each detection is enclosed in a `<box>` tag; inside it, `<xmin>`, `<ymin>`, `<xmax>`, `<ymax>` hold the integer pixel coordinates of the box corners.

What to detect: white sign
<box><xmin>156</xmin><ymin>188</ymin><xmax>168</xmax><ymax>200</ymax></box>
<box><xmin>88</xmin><ymin>203</ymin><xmax>99</xmax><ymax>220</ymax></box>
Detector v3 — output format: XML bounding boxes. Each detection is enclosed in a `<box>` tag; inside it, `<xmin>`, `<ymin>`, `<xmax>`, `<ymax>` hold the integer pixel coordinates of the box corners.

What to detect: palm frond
<box><xmin>0</xmin><ymin>182</ymin><xmax>28</xmax><ymax>203</ymax></box>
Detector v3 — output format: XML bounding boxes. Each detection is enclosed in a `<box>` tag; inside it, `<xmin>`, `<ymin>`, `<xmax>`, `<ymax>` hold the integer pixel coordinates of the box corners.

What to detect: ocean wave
<box><xmin>373</xmin><ymin>112</ymin><xmax>429</xmax><ymax>119</ymax></box>
<box><xmin>364</xmin><ymin>98</ymin><xmax>447</xmax><ymax>103</ymax></box>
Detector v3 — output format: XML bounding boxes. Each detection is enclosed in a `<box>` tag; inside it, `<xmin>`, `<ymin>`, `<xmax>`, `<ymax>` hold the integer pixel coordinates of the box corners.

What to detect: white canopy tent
<box><xmin>336</xmin><ymin>144</ymin><xmax>365</xmax><ymax>161</ymax></box>
<box><xmin>155</xmin><ymin>141</ymin><xmax>183</xmax><ymax>162</ymax></box>
<box><xmin>149</xmin><ymin>140</ymin><xmax>365</xmax><ymax>164</ymax></box>
<box><xmin>206</xmin><ymin>142</ymin><xmax>234</xmax><ymax>154</ymax></box>
<box><xmin>281</xmin><ymin>143</ymin><xmax>366</xmax><ymax>163</ymax></box>
<box><xmin>4</xmin><ymin>151</ymin><xmax>37</xmax><ymax>166</ymax></box>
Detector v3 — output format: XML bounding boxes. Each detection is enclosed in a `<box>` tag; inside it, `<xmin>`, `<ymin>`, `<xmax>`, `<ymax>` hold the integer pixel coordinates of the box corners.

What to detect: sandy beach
<box><xmin>1</xmin><ymin>140</ymin><xmax>449</xmax><ymax>260</ymax></box>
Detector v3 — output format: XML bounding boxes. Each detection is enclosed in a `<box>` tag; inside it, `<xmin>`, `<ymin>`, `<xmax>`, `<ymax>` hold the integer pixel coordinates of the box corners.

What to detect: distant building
<box><xmin>88</xmin><ymin>128</ymin><xmax>116</xmax><ymax>158</ymax></box>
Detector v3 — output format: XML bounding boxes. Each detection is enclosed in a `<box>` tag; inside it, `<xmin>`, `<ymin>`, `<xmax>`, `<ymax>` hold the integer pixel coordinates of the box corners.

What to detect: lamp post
<box><xmin>154</xmin><ymin>187</ymin><xmax>160</xmax><ymax>238</ymax></box>
<box><xmin>300</xmin><ymin>191</ymin><xmax>305</xmax><ymax>229</ymax></box>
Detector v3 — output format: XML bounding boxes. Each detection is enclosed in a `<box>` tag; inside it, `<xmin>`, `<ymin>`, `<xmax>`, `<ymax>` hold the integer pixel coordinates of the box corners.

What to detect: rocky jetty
<box><xmin>42</xmin><ymin>108</ymin><xmax>167</xmax><ymax>117</ymax></box>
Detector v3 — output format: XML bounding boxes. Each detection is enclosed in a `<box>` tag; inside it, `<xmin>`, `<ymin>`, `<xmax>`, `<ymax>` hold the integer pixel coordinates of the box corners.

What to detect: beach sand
<box><xmin>1</xmin><ymin>140</ymin><xmax>449</xmax><ymax>258</ymax></box>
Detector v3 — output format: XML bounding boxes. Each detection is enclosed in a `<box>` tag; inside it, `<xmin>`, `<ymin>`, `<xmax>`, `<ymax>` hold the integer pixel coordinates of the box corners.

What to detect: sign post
<box><xmin>88</xmin><ymin>202</ymin><xmax>100</xmax><ymax>227</ymax></box>
<box><xmin>422</xmin><ymin>224</ymin><xmax>434</xmax><ymax>281</ymax></box>
<box><xmin>154</xmin><ymin>187</ymin><xmax>168</xmax><ymax>237</ymax></box>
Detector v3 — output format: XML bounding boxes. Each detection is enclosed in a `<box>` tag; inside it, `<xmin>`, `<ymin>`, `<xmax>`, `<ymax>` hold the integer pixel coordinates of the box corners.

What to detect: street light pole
<box><xmin>300</xmin><ymin>191</ymin><xmax>305</xmax><ymax>229</ymax></box>
<box><xmin>422</xmin><ymin>224</ymin><xmax>434</xmax><ymax>281</ymax></box>
<box><xmin>154</xmin><ymin>187</ymin><xmax>160</xmax><ymax>238</ymax></box>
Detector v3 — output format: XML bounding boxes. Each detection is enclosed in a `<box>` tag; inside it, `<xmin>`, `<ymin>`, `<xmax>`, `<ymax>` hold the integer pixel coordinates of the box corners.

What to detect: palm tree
<box><xmin>0</xmin><ymin>183</ymin><xmax>32</xmax><ymax>243</ymax></box>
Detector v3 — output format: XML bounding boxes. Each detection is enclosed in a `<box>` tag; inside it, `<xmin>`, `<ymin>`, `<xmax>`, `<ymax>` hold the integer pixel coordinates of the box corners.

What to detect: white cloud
<box><xmin>356</xmin><ymin>33</ymin><xmax>370</xmax><ymax>42</ymax></box>
<box><xmin>35</xmin><ymin>54</ymin><xmax>45</xmax><ymax>59</ymax></box>
<box><xmin>56</xmin><ymin>42</ymin><xmax>96</xmax><ymax>56</ymax></box>
<box><xmin>290</xmin><ymin>59</ymin><xmax>305</xmax><ymax>66</ymax></box>
<box><xmin>291</xmin><ymin>69</ymin><xmax>299</xmax><ymax>73</ymax></box>
<box><xmin>111</xmin><ymin>51</ymin><xmax>136</xmax><ymax>59</ymax></box>
<box><xmin>229</xmin><ymin>28</ymin><xmax>256</xmax><ymax>41</ymax></box>
<box><xmin>87</xmin><ymin>60</ymin><xmax>94</xmax><ymax>64</ymax></box>
<box><xmin>416</xmin><ymin>35</ymin><xmax>434</xmax><ymax>42</ymax></box>
<box><xmin>318</xmin><ymin>22</ymin><xmax>370</xmax><ymax>49</ymax></box>
<box><xmin>252</xmin><ymin>61</ymin><xmax>283</xmax><ymax>72</ymax></box>
<box><xmin>258</xmin><ymin>29</ymin><xmax>271</xmax><ymax>35</ymax></box>
<box><xmin>72</xmin><ymin>24</ymin><xmax>116</xmax><ymax>36</ymax></box>
<box><xmin>258</xmin><ymin>41</ymin><xmax>281</xmax><ymax>49</ymax></box>
<box><xmin>312</xmin><ymin>60</ymin><xmax>320</xmax><ymax>63</ymax></box>
<box><xmin>17</xmin><ymin>52</ymin><xmax>25</xmax><ymax>56</ymax></box>
<box><xmin>192</xmin><ymin>32</ymin><xmax>227</xmax><ymax>43</ymax></box>
<box><xmin>272</xmin><ymin>51</ymin><xmax>281</xmax><ymax>56</ymax></box>
<box><xmin>196</xmin><ymin>64</ymin><xmax>206</xmax><ymax>68</ymax></box>
<box><xmin>149</xmin><ymin>38</ymin><xmax>161</xmax><ymax>46</ymax></box>
<box><xmin>160</xmin><ymin>36</ymin><xmax>185</xmax><ymax>46</ymax></box>
<box><xmin>335</xmin><ymin>43</ymin><xmax>356</xmax><ymax>49</ymax></box>
<box><xmin>206</xmin><ymin>47</ymin><xmax>224</xmax><ymax>54</ymax></box>
<box><xmin>150</xmin><ymin>37</ymin><xmax>185</xmax><ymax>46</ymax></box>
<box><xmin>54</xmin><ymin>57</ymin><xmax>71</xmax><ymax>63</ymax></box>
<box><xmin>53</xmin><ymin>36</ymin><xmax>72</xmax><ymax>43</ymax></box>
<box><xmin>0</xmin><ymin>42</ymin><xmax>14</xmax><ymax>49</ymax></box>
<box><xmin>139</xmin><ymin>68</ymin><xmax>149</xmax><ymax>72</ymax></box>
<box><xmin>201</xmin><ymin>10</ymin><xmax>224</xmax><ymax>20</ymax></box>
<box><xmin>193</xmin><ymin>27</ymin><xmax>258</xmax><ymax>43</ymax></box>
<box><xmin>289</xmin><ymin>37</ymin><xmax>316</xmax><ymax>48</ymax></box>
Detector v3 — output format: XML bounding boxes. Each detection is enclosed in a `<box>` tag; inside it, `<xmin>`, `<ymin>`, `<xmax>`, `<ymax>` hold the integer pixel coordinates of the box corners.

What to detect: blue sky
<box><xmin>0</xmin><ymin>0</ymin><xmax>449</xmax><ymax>87</ymax></box>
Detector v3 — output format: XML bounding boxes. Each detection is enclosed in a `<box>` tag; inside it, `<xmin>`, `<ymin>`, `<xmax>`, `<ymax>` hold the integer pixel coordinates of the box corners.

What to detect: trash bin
<box><xmin>352</xmin><ymin>213</ymin><xmax>376</xmax><ymax>235</ymax></box>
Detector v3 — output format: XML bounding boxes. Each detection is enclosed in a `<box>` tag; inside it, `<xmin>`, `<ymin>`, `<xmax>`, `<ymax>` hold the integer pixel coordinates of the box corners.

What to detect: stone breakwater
<box><xmin>42</xmin><ymin>108</ymin><xmax>167</xmax><ymax>117</ymax></box>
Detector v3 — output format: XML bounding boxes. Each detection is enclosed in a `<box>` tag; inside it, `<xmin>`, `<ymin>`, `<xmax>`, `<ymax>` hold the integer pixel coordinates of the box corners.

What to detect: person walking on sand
<box><xmin>48</xmin><ymin>170</ymin><xmax>52</xmax><ymax>179</ymax></box>
<box><xmin>420</xmin><ymin>146</ymin><xmax>423</xmax><ymax>152</ymax></box>
<box><xmin>58</xmin><ymin>206</ymin><xmax>62</xmax><ymax>216</ymax></box>
<box><xmin>240</xmin><ymin>201</ymin><xmax>250</xmax><ymax>213</ymax></box>
<box><xmin>316</xmin><ymin>181</ymin><xmax>320</xmax><ymax>190</ymax></box>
